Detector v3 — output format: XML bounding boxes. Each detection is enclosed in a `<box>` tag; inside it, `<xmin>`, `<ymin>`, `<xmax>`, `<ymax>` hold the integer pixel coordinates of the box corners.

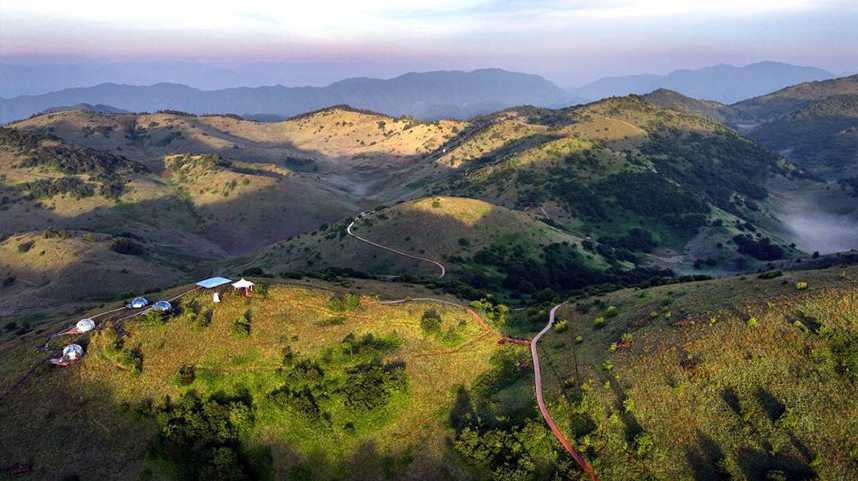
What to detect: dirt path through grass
<box><xmin>532</xmin><ymin>304</ymin><xmax>601</xmax><ymax>481</ymax></box>
<box><xmin>347</xmin><ymin>215</ymin><xmax>447</xmax><ymax>278</ymax></box>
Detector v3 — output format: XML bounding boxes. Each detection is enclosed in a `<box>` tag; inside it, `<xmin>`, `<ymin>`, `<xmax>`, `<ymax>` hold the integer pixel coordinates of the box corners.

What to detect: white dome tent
<box><xmin>129</xmin><ymin>297</ymin><xmax>150</xmax><ymax>309</ymax></box>
<box><xmin>75</xmin><ymin>318</ymin><xmax>95</xmax><ymax>333</ymax></box>
<box><xmin>153</xmin><ymin>300</ymin><xmax>172</xmax><ymax>312</ymax></box>
<box><xmin>50</xmin><ymin>344</ymin><xmax>84</xmax><ymax>366</ymax></box>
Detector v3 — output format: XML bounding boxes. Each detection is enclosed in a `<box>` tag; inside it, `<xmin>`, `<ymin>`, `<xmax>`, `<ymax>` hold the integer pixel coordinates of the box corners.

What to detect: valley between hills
<box><xmin>2</xmin><ymin>78</ymin><xmax>858</xmax><ymax>481</ymax></box>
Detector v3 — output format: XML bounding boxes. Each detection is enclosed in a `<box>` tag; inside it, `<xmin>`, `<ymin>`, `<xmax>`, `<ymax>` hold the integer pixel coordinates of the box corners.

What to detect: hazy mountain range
<box><xmin>0</xmin><ymin>69</ymin><xmax>579</xmax><ymax>123</ymax></box>
<box><xmin>572</xmin><ymin>61</ymin><xmax>834</xmax><ymax>104</ymax></box>
<box><xmin>0</xmin><ymin>61</ymin><xmax>839</xmax><ymax>124</ymax></box>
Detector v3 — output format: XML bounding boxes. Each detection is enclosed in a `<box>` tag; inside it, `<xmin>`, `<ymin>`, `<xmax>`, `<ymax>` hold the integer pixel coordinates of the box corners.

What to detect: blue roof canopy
<box><xmin>196</xmin><ymin>277</ymin><xmax>232</xmax><ymax>289</ymax></box>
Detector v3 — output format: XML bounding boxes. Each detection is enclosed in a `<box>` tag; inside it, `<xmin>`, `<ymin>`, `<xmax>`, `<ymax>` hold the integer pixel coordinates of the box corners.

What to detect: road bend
<box><xmin>532</xmin><ymin>304</ymin><xmax>601</xmax><ymax>481</ymax></box>
<box><xmin>346</xmin><ymin>217</ymin><xmax>446</xmax><ymax>279</ymax></box>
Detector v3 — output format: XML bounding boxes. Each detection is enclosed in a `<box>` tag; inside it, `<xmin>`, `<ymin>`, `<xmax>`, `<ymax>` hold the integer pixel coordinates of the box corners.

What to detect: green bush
<box><xmin>17</xmin><ymin>240</ymin><xmax>34</xmax><ymax>253</ymax></box>
<box><xmin>420</xmin><ymin>308</ymin><xmax>443</xmax><ymax>333</ymax></box>
<box><xmin>110</xmin><ymin>238</ymin><xmax>145</xmax><ymax>256</ymax></box>
<box><xmin>233</xmin><ymin>312</ymin><xmax>251</xmax><ymax>337</ymax></box>
<box><xmin>328</xmin><ymin>293</ymin><xmax>361</xmax><ymax>312</ymax></box>
<box><xmin>553</xmin><ymin>319</ymin><xmax>569</xmax><ymax>332</ymax></box>
<box><xmin>340</xmin><ymin>359</ymin><xmax>407</xmax><ymax>412</ymax></box>
<box><xmin>175</xmin><ymin>364</ymin><xmax>196</xmax><ymax>386</ymax></box>
<box><xmin>594</xmin><ymin>317</ymin><xmax>606</xmax><ymax>329</ymax></box>
<box><xmin>150</xmin><ymin>390</ymin><xmax>256</xmax><ymax>481</ymax></box>
<box><xmin>829</xmin><ymin>329</ymin><xmax>858</xmax><ymax>381</ymax></box>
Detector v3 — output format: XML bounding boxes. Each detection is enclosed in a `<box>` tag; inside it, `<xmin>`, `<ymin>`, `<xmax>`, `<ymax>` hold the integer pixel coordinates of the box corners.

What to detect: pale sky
<box><xmin>1</xmin><ymin>0</ymin><xmax>856</xmax><ymax>85</ymax></box>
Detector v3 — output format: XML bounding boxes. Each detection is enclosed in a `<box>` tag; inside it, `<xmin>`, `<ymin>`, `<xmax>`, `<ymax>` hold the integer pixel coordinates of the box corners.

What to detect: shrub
<box><xmin>110</xmin><ymin>238</ymin><xmax>145</xmax><ymax>256</ymax></box>
<box><xmin>420</xmin><ymin>308</ymin><xmax>442</xmax><ymax>333</ymax></box>
<box><xmin>604</xmin><ymin>305</ymin><xmax>619</xmax><ymax>318</ymax></box>
<box><xmin>594</xmin><ymin>317</ymin><xmax>606</xmax><ymax>329</ymax></box>
<box><xmin>24</xmin><ymin>177</ymin><xmax>95</xmax><ymax>199</ymax></box>
<box><xmin>328</xmin><ymin>293</ymin><xmax>361</xmax><ymax>312</ymax></box>
<box><xmin>233</xmin><ymin>312</ymin><xmax>251</xmax><ymax>337</ymax></box>
<box><xmin>747</xmin><ymin>317</ymin><xmax>759</xmax><ymax>328</ymax></box>
<box><xmin>175</xmin><ymin>364</ymin><xmax>196</xmax><ymax>386</ymax></box>
<box><xmin>758</xmin><ymin>270</ymin><xmax>783</xmax><ymax>279</ymax></box>
<box><xmin>553</xmin><ymin>319</ymin><xmax>569</xmax><ymax>332</ymax></box>
<box><xmin>829</xmin><ymin>329</ymin><xmax>858</xmax><ymax>381</ymax></box>
<box><xmin>795</xmin><ymin>281</ymin><xmax>809</xmax><ymax>290</ymax></box>
<box><xmin>269</xmin><ymin>386</ymin><xmax>322</xmax><ymax>419</ymax></box>
<box><xmin>241</xmin><ymin>266</ymin><xmax>265</xmax><ymax>276</ymax></box>
<box><xmin>340</xmin><ymin>359</ymin><xmax>407</xmax><ymax>412</ymax></box>
<box><xmin>317</xmin><ymin>316</ymin><xmax>346</xmax><ymax>327</ymax></box>
<box><xmin>733</xmin><ymin>234</ymin><xmax>785</xmax><ymax>261</ymax></box>
<box><xmin>634</xmin><ymin>432</ymin><xmax>655</xmax><ymax>457</ymax></box>
<box><xmin>17</xmin><ymin>240</ymin><xmax>34</xmax><ymax>253</ymax></box>
<box><xmin>151</xmin><ymin>391</ymin><xmax>256</xmax><ymax>481</ymax></box>
<box><xmin>575</xmin><ymin>335</ymin><xmax>584</xmax><ymax>344</ymax></box>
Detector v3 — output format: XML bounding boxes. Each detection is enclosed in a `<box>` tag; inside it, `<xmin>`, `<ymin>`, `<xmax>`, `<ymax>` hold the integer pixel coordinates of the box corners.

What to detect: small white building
<box><xmin>232</xmin><ymin>278</ymin><xmax>255</xmax><ymax>297</ymax></box>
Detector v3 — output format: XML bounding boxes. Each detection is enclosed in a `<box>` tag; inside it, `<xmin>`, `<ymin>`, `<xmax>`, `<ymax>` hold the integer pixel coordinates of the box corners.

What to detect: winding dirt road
<box><xmin>349</xmin><ymin>221</ymin><xmax>600</xmax><ymax>480</ymax></box>
<box><xmin>346</xmin><ymin>215</ymin><xmax>447</xmax><ymax>278</ymax></box>
<box><xmin>533</xmin><ymin>305</ymin><xmax>601</xmax><ymax>481</ymax></box>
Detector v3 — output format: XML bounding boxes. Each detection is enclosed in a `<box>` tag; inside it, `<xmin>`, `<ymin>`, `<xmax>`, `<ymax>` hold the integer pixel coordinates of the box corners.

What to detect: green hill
<box><xmin>2</xmin><ymin>264</ymin><xmax>856</xmax><ymax>481</ymax></box>
<box><xmin>642</xmin><ymin>88</ymin><xmax>743</xmax><ymax>123</ymax></box>
<box><xmin>746</xmin><ymin>94</ymin><xmax>858</xmax><ymax>179</ymax></box>
<box><xmin>728</xmin><ymin>75</ymin><xmax>858</xmax><ymax>179</ymax></box>
<box><xmin>412</xmin><ymin>98</ymin><xmax>804</xmax><ymax>274</ymax></box>
<box><xmin>239</xmin><ymin>196</ymin><xmax>627</xmax><ymax>300</ymax></box>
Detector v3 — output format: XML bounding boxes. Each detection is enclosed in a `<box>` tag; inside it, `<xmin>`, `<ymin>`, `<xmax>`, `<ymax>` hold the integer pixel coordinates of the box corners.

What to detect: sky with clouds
<box><xmin>1</xmin><ymin>0</ymin><xmax>855</xmax><ymax>85</ymax></box>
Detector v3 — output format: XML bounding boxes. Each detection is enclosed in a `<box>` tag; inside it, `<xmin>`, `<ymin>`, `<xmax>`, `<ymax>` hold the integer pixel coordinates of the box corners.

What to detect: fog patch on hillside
<box><xmin>770</xmin><ymin>180</ymin><xmax>858</xmax><ymax>254</ymax></box>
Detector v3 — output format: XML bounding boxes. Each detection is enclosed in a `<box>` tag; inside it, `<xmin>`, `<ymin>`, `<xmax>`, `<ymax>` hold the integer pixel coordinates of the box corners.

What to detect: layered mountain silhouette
<box><xmin>574</xmin><ymin>61</ymin><xmax>833</xmax><ymax>104</ymax></box>
<box><xmin>0</xmin><ymin>69</ymin><xmax>581</xmax><ymax>123</ymax></box>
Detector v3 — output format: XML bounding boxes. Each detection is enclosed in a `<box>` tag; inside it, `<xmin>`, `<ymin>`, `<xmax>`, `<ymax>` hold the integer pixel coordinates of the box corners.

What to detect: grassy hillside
<box><xmin>239</xmin><ymin>196</ymin><xmax>615</xmax><ymax>297</ymax></box>
<box><xmin>0</xmin><ymin>230</ymin><xmax>185</xmax><ymax>315</ymax></box>
<box><xmin>748</xmin><ymin>94</ymin><xmax>858</xmax><ymax>178</ymax></box>
<box><xmin>2</xmin><ymin>264</ymin><xmax>857</xmax><ymax>481</ymax></box>
<box><xmin>488</xmin><ymin>264</ymin><xmax>858</xmax><ymax>481</ymax></box>
<box><xmin>642</xmin><ymin>89</ymin><xmax>744</xmax><ymax>123</ymax></box>
<box><xmin>415</xmin><ymin>98</ymin><xmax>804</xmax><ymax>274</ymax></box>
<box><xmin>10</xmin><ymin>108</ymin><xmax>464</xmax><ymax>189</ymax></box>
<box><xmin>732</xmin><ymin>74</ymin><xmax>858</xmax><ymax>122</ymax></box>
<box><xmin>0</xmin><ymin>280</ymin><xmax>501</xmax><ymax>481</ymax></box>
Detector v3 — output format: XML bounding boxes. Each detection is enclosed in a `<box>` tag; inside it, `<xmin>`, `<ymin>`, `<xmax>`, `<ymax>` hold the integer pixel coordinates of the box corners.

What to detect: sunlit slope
<box><xmin>10</xmin><ymin>107</ymin><xmax>465</xmax><ymax>173</ymax></box>
<box><xmin>528</xmin><ymin>264</ymin><xmax>858</xmax><ymax>480</ymax></box>
<box><xmin>241</xmin><ymin>196</ymin><xmax>603</xmax><ymax>280</ymax></box>
<box><xmin>0</xmin><ymin>281</ymin><xmax>499</xmax><ymax>481</ymax></box>
<box><xmin>414</xmin><ymin>98</ymin><xmax>805</xmax><ymax>273</ymax></box>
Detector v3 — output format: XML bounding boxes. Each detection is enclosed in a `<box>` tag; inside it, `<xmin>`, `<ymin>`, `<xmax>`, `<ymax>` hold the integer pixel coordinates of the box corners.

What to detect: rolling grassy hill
<box><xmin>2</xmin><ymin>262</ymin><xmax>856</xmax><ymax>481</ymax></box>
<box><xmin>728</xmin><ymin>75</ymin><xmax>858</xmax><ymax>179</ymax></box>
<box><xmin>239</xmin><ymin>196</ymin><xmax>611</xmax><ymax>295</ymax></box>
<box><xmin>412</xmin><ymin>98</ymin><xmax>805</xmax><ymax>274</ymax></box>
<box><xmin>5</xmin><ymin>93</ymin><xmax>850</xmax><ymax>316</ymax></box>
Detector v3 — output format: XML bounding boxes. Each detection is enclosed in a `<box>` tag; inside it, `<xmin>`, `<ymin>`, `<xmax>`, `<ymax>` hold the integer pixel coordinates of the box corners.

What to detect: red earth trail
<box><xmin>349</xmin><ymin>221</ymin><xmax>600</xmax><ymax>479</ymax></box>
<box><xmin>347</xmin><ymin>215</ymin><xmax>447</xmax><ymax>278</ymax></box>
<box><xmin>532</xmin><ymin>304</ymin><xmax>601</xmax><ymax>481</ymax></box>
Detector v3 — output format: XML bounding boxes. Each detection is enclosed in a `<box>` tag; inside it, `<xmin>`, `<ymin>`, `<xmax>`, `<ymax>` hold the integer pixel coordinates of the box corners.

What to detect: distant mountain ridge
<box><xmin>732</xmin><ymin>74</ymin><xmax>858</xmax><ymax>179</ymax></box>
<box><xmin>574</xmin><ymin>61</ymin><xmax>834</xmax><ymax>104</ymax></box>
<box><xmin>0</xmin><ymin>69</ymin><xmax>582</xmax><ymax>123</ymax></box>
